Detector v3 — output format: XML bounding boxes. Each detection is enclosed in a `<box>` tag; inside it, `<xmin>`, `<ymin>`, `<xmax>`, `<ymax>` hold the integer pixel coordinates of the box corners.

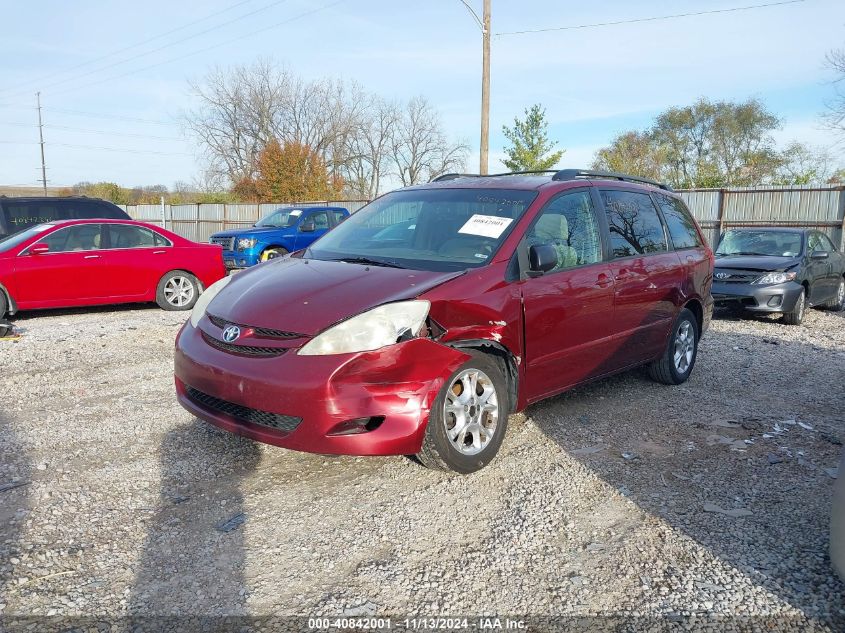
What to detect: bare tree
<box><xmin>343</xmin><ymin>96</ymin><xmax>400</xmax><ymax>198</ymax></box>
<box><xmin>391</xmin><ymin>96</ymin><xmax>468</xmax><ymax>186</ymax></box>
<box><xmin>824</xmin><ymin>47</ymin><xmax>845</xmax><ymax>136</ymax></box>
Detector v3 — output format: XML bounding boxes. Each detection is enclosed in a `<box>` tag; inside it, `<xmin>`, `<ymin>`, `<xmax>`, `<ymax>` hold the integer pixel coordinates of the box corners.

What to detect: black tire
<box><xmin>260</xmin><ymin>247</ymin><xmax>289</xmax><ymax>262</ymax></box>
<box><xmin>783</xmin><ymin>288</ymin><xmax>806</xmax><ymax>325</ymax></box>
<box><xmin>0</xmin><ymin>291</ymin><xmax>7</xmax><ymax>319</ymax></box>
<box><xmin>823</xmin><ymin>277</ymin><xmax>845</xmax><ymax>311</ymax></box>
<box><xmin>416</xmin><ymin>351</ymin><xmax>510</xmax><ymax>474</ymax></box>
<box><xmin>156</xmin><ymin>271</ymin><xmax>200</xmax><ymax>311</ymax></box>
<box><xmin>648</xmin><ymin>307</ymin><xmax>700</xmax><ymax>385</ymax></box>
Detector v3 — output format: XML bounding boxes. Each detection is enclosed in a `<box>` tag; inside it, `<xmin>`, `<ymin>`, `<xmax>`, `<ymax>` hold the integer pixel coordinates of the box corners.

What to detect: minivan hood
<box><xmin>714</xmin><ymin>255</ymin><xmax>801</xmax><ymax>272</ymax></box>
<box><xmin>210</xmin><ymin>226</ymin><xmax>292</xmax><ymax>239</ymax></box>
<box><xmin>207</xmin><ymin>257</ymin><xmax>464</xmax><ymax>336</ymax></box>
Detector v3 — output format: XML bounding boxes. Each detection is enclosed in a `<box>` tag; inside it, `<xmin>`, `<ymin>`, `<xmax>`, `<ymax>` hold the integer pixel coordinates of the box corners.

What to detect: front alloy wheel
<box><xmin>417</xmin><ymin>352</ymin><xmax>509</xmax><ymax>473</ymax></box>
<box><xmin>783</xmin><ymin>288</ymin><xmax>805</xmax><ymax>325</ymax></box>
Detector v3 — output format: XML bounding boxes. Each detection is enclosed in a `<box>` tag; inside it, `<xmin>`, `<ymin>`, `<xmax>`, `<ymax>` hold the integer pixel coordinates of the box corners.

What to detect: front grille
<box><xmin>210</xmin><ymin>236</ymin><xmax>235</xmax><ymax>250</ymax></box>
<box><xmin>186</xmin><ymin>386</ymin><xmax>302</xmax><ymax>433</ymax></box>
<box><xmin>201</xmin><ymin>330</ymin><xmax>286</xmax><ymax>357</ymax></box>
<box><xmin>207</xmin><ymin>314</ymin><xmax>304</xmax><ymax>339</ymax></box>
<box><xmin>714</xmin><ymin>269</ymin><xmax>760</xmax><ymax>283</ymax></box>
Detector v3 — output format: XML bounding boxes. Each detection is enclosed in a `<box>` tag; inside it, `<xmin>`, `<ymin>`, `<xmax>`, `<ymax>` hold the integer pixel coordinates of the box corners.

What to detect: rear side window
<box><xmin>331</xmin><ymin>211</ymin><xmax>346</xmax><ymax>226</ymax></box>
<box><xmin>106</xmin><ymin>224</ymin><xmax>158</xmax><ymax>248</ymax></box>
<box><xmin>5</xmin><ymin>202</ymin><xmax>64</xmax><ymax>231</ymax></box>
<box><xmin>68</xmin><ymin>200</ymin><xmax>126</xmax><ymax>220</ymax></box>
<box><xmin>309</xmin><ymin>211</ymin><xmax>330</xmax><ymax>230</ymax></box>
<box><xmin>601</xmin><ymin>190</ymin><xmax>667</xmax><ymax>258</ymax></box>
<box><xmin>655</xmin><ymin>194</ymin><xmax>702</xmax><ymax>249</ymax></box>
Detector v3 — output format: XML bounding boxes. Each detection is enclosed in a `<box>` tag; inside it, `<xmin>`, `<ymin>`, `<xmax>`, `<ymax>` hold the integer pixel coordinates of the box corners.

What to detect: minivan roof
<box><xmin>0</xmin><ymin>195</ymin><xmax>116</xmax><ymax>203</ymax></box>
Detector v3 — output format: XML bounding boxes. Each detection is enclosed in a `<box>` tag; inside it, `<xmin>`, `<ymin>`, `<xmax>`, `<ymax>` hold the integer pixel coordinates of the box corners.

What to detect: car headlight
<box><xmin>237</xmin><ymin>237</ymin><xmax>257</xmax><ymax>250</ymax></box>
<box><xmin>189</xmin><ymin>276</ymin><xmax>232</xmax><ymax>327</ymax></box>
<box><xmin>298</xmin><ymin>300</ymin><xmax>430</xmax><ymax>356</ymax></box>
<box><xmin>754</xmin><ymin>272</ymin><xmax>797</xmax><ymax>285</ymax></box>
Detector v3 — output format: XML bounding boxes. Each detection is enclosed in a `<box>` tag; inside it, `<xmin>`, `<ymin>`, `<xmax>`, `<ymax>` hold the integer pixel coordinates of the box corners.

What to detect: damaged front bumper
<box><xmin>174</xmin><ymin>320</ymin><xmax>471</xmax><ymax>455</ymax></box>
<box><xmin>712</xmin><ymin>280</ymin><xmax>804</xmax><ymax>314</ymax></box>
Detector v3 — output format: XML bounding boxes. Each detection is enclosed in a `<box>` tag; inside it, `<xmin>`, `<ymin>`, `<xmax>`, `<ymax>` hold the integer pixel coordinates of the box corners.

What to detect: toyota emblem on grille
<box><xmin>715</xmin><ymin>272</ymin><xmax>731</xmax><ymax>280</ymax></box>
<box><xmin>222</xmin><ymin>325</ymin><xmax>241</xmax><ymax>343</ymax></box>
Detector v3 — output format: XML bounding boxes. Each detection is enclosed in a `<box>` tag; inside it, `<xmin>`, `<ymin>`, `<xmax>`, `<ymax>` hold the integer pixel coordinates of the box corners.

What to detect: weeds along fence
<box><xmin>123</xmin><ymin>185</ymin><xmax>845</xmax><ymax>249</ymax></box>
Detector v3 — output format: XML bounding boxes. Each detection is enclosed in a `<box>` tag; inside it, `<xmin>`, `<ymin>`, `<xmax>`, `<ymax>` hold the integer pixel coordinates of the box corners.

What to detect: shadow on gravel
<box><xmin>129</xmin><ymin>420</ymin><xmax>261</xmax><ymax>619</ymax></box>
<box><xmin>0</xmin><ymin>412</ymin><xmax>33</xmax><ymax>614</ymax></box>
<box><xmin>9</xmin><ymin>303</ymin><xmax>159</xmax><ymax>322</ymax></box>
<box><xmin>529</xmin><ymin>326</ymin><xmax>845</xmax><ymax>623</ymax></box>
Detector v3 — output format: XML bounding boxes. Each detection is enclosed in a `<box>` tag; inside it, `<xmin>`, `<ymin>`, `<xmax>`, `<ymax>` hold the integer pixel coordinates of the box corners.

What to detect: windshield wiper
<box><xmin>331</xmin><ymin>256</ymin><xmax>406</xmax><ymax>269</ymax></box>
<box><xmin>717</xmin><ymin>251</ymin><xmax>771</xmax><ymax>257</ymax></box>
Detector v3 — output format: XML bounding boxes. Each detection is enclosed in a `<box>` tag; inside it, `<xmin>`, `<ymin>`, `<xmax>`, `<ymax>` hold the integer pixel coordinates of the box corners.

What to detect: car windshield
<box><xmin>255</xmin><ymin>208</ymin><xmax>303</xmax><ymax>228</ymax></box>
<box><xmin>716</xmin><ymin>230</ymin><xmax>803</xmax><ymax>257</ymax></box>
<box><xmin>0</xmin><ymin>224</ymin><xmax>53</xmax><ymax>252</ymax></box>
<box><xmin>306</xmin><ymin>188</ymin><xmax>538</xmax><ymax>272</ymax></box>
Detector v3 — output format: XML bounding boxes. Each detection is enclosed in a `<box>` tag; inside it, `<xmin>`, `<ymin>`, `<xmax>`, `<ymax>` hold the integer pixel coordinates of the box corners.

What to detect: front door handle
<box><xmin>153</xmin><ymin>250</ymin><xmax>166</xmax><ymax>255</ymax></box>
<box><xmin>84</xmin><ymin>255</ymin><xmax>100</xmax><ymax>260</ymax></box>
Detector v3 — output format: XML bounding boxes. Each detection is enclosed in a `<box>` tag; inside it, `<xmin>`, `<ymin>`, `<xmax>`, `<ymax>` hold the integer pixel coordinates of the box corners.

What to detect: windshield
<box><xmin>255</xmin><ymin>208</ymin><xmax>303</xmax><ymax>228</ymax></box>
<box><xmin>716</xmin><ymin>230</ymin><xmax>803</xmax><ymax>257</ymax></box>
<box><xmin>0</xmin><ymin>224</ymin><xmax>53</xmax><ymax>252</ymax></box>
<box><xmin>306</xmin><ymin>188</ymin><xmax>537</xmax><ymax>272</ymax></box>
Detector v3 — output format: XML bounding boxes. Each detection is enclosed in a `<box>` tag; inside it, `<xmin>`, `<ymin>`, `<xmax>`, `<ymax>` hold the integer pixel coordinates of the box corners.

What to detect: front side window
<box><xmin>309</xmin><ymin>211</ymin><xmax>329</xmax><ymax>230</ymax></box>
<box><xmin>656</xmin><ymin>194</ymin><xmax>702</xmax><ymax>249</ymax></box>
<box><xmin>601</xmin><ymin>190</ymin><xmax>667</xmax><ymax>258</ymax></box>
<box><xmin>106</xmin><ymin>224</ymin><xmax>157</xmax><ymax>249</ymax></box>
<box><xmin>818</xmin><ymin>233</ymin><xmax>837</xmax><ymax>253</ymax></box>
<box><xmin>41</xmin><ymin>224</ymin><xmax>102</xmax><ymax>253</ymax></box>
<box><xmin>307</xmin><ymin>188</ymin><xmax>538</xmax><ymax>272</ymax></box>
<box><xmin>716</xmin><ymin>230</ymin><xmax>802</xmax><ymax>257</ymax></box>
<box><xmin>525</xmin><ymin>190</ymin><xmax>602</xmax><ymax>272</ymax></box>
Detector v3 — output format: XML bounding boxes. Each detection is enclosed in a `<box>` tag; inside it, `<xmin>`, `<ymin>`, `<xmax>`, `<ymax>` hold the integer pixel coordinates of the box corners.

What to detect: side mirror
<box><xmin>528</xmin><ymin>244</ymin><xmax>558</xmax><ymax>276</ymax></box>
<box><xmin>300</xmin><ymin>222</ymin><xmax>316</xmax><ymax>233</ymax></box>
<box><xmin>29</xmin><ymin>243</ymin><xmax>50</xmax><ymax>255</ymax></box>
<box><xmin>811</xmin><ymin>250</ymin><xmax>829</xmax><ymax>260</ymax></box>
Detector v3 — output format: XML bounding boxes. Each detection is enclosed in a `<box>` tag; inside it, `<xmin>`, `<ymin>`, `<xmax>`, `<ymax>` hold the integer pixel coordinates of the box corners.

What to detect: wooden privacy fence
<box><xmin>123</xmin><ymin>185</ymin><xmax>845</xmax><ymax>249</ymax></box>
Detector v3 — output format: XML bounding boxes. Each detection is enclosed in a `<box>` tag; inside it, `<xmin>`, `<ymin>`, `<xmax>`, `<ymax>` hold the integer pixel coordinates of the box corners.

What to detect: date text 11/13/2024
<box><xmin>307</xmin><ymin>617</ymin><xmax>528</xmax><ymax>630</ymax></box>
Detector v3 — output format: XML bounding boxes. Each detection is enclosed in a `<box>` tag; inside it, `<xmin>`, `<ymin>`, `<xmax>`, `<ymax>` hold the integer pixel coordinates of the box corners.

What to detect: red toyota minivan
<box><xmin>175</xmin><ymin>170</ymin><xmax>713</xmax><ymax>473</ymax></box>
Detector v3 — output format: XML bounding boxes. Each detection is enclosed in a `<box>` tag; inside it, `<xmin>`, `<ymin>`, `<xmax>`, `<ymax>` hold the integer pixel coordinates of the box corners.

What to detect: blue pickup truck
<box><xmin>209</xmin><ymin>206</ymin><xmax>349</xmax><ymax>269</ymax></box>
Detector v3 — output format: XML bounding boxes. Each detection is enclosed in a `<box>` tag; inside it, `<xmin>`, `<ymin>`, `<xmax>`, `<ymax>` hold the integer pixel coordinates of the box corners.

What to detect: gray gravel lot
<box><xmin>0</xmin><ymin>305</ymin><xmax>843</xmax><ymax>629</ymax></box>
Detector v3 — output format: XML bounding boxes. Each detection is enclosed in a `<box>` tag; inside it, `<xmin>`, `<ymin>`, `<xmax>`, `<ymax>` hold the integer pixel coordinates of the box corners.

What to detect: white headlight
<box><xmin>237</xmin><ymin>237</ymin><xmax>256</xmax><ymax>249</ymax></box>
<box><xmin>755</xmin><ymin>272</ymin><xmax>796</xmax><ymax>285</ymax></box>
<box><xmin>298</xmin><ymin>300</ymin><xmax>430</xmax><ymax>356</ymax></box>
<box><xmin>190</xmin><ymin>275</ymin><xmax>233</xmax><ymax>327</ymax></box>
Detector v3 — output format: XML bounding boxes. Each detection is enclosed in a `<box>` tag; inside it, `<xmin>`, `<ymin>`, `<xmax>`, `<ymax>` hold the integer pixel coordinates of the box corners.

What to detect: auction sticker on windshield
<box><xmin>458</xmin><ymin>214</ymin><xmax>513</xmax><ymax>239</ymax></box>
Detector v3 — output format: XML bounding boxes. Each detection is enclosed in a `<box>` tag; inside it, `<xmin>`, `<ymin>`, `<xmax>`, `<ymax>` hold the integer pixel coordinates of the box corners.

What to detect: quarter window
<box><xmin>656</xmin><ymin>195</ymin><xmax>702</xmax><ymax>249</ymax></box>
<box><xmin>525</xmin><ymin>190</ymin><xmax>602</xmax><ymax>272</ymax></box>
<box><xmin>41</xmin><ymin>224</ymin><xmax>103</xmax><ymax>252</ymax></box>
<box><xmin>601</xmin><ymin>190</ymin><xmax>667</xmax><ymax>258</ymax></box>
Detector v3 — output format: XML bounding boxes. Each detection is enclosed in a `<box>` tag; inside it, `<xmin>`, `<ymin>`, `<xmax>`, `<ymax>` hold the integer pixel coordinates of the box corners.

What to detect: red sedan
<box><xmin>0</xmin><ymin>219</ymin><xmax>225</xmax><ymax>318</ymax></box>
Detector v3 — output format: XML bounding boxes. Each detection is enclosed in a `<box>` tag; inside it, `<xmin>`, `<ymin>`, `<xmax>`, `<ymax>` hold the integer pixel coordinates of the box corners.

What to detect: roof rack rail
<box><xmin>552</xmin><ymin>169</ymin><xmax>673</xmax><ymax>191</ymax></box>
<box><xmin>430</xmin><ymin>170</ymin><xmax>559</xmax><ymax>183</ymax></box>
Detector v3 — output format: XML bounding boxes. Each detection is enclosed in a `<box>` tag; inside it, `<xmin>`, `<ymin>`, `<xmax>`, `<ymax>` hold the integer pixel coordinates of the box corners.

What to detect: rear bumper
<box><xmin>174</xmin><ymin>320</ymin><xmax>470</xmax><ymax>455</ymax></box>
<box><xmin>712</xmin><ymin>280</ymin><xmax>803</xmax><ymax>313</ymax></box>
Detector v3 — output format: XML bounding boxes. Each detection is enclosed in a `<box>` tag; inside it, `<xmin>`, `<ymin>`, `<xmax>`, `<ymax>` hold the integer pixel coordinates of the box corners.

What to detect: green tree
<box><xmin>501</xmin><ymin>104</ymin><xmax>563</xmax><ymax>172</ymax></box>
<box><xmin>592</xmin><ymin>131</ymin><xmax>666</xmax><ymax>181</ymax></box>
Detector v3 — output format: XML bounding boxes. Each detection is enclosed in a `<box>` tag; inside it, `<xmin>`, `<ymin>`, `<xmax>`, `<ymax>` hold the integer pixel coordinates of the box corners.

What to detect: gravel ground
<box><xmin>0</xmin><ymin>304</ymin><xmax>843</xmax><ymax>630</ymax></box>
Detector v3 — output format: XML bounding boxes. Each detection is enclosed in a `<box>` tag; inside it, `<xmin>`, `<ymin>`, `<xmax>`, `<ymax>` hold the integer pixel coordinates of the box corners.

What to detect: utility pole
<box><xmin>480</xmin><ymin>0</ymin><xmax>491</xmax><ymax>175</ymax></box>
<box><xmin>36</xmin><ymin>92</ymin><xmax>47</xmax><ymax>195</ymax></box>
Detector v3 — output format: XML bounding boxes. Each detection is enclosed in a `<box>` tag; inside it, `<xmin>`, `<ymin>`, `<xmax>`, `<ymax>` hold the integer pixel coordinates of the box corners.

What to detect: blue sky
<box><xmin>0</xmin><ymin>0</ymin><xmax>843</xmax><ymax>190</ymax></box>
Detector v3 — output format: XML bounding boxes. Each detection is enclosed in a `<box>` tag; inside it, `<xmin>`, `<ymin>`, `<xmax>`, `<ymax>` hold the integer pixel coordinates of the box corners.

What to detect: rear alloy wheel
<box><xmin>824</xmin><ymin>278</ymin><xmax>845</xmax><ymax>312</ymax></box>
<box><xmin>783</xmin><ymin>288</ymin><xmax>806</xmax><ymax>325</ymax></box>
<box><xmin>417</xmin><ymin>352</ymin><xmax>509</xmax><ymax>474</ymax></box>
<box><xmin>648</xmin><ymin>307</ymin><xmax>699</xmax><ymax>385</ymax></box>
<box><xmin>260</xmin><ymin>247</ymin><xmax>288</xmax><ymax>262</ymax></box>
<box><xmin>156</xmin><ymin>271</ymin><xmax>200</xmax><ymax>311</ymax></box>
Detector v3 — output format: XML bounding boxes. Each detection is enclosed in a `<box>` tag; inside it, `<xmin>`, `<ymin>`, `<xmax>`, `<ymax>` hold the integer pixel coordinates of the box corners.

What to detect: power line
<box><xmin>46</xmin><ymin>0</ymin><xmax>349</xmax><ymax>98</ymax></box>
<box><xmin>46</xmin><ymin>108</ymin><xmax>178</xmax><ymax>126</ymax></box>
<box><xmin>494</xmin><ymin>0</ymin><xmax>807</xmax><ymax>36</ymax></box>
<box><xmin>0</xmin><ymin>0</ymin><xmax>257</xmax><ymax>95</ymax></box>
<box><xmin>0</xmin><ymin>139</ymin><xmax>191</xmax><ymax>156</ymax></box>
<box><xmin>2</xmin><ymin>0</ymin><xmax>294</xmax><ymax>98</ymax></box>
<box><xmin>45</xmin><ymin>124</ymin><xmax>185</xmax><ymax>142</ymax></box>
